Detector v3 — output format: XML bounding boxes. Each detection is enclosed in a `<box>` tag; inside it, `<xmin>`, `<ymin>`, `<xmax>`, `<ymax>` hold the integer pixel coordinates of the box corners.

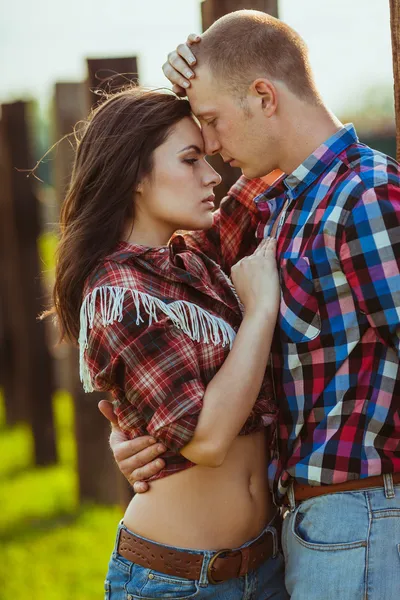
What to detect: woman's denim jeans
<box><xmin>105</xmin><ymin>518</ymin><xmax>289</xmax><ymax>599</ymax></box>
<box><xmin>282</xmin><ymin>474</ymin><xmax>400</xmax><ymax>599</ymax></box>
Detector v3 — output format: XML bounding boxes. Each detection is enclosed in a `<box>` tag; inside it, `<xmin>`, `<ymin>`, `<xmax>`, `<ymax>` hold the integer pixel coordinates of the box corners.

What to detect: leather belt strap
<box><xmin>293</xmin><ymin>472</ymin><xmax>400</xmax><ymax>502</ymax></box>
<box><xmin>117</xmin><ymin>516</ymin><xmax>280</xmax><ymax>584</ymax></box>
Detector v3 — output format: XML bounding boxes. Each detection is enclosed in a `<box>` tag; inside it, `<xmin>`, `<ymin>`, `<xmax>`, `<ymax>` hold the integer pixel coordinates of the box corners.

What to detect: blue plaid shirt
<box><xmin>251</xmin><ymin>125</ymin><xmax>400</xmax><ymax>499</ymax></box>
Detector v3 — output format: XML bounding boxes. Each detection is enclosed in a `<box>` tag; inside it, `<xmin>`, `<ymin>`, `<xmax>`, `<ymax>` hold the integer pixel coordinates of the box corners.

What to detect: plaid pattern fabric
<box><xmin>217</xmin><ymin>125</ymin><xmax>399</xmax><ymax>501</ymax></box>
<box><xmin>81</xmin><ymin>236</ymin><xmax>276</xmax><ymax>480</ymax></box>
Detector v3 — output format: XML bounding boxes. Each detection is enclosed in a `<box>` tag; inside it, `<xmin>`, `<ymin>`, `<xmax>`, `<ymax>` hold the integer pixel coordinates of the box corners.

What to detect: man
<box><xmin>100</xmin><ymin>11</ymin><xmax>400</xmax><ymax>599</ymax></box>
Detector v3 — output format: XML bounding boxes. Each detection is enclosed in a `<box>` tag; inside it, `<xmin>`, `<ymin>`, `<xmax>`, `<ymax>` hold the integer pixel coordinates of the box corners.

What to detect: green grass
<box><xmin>0</xmin><ymin>390</ymin><xmax>123</xmax><ymax>600</ymax></box>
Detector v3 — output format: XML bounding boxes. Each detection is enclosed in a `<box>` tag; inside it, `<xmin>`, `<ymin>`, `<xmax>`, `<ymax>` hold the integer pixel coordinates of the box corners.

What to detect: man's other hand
<box><xmin>98</xmin><ymin>400</ymin><xmax>166</xmax><ymax>493</ymax></box>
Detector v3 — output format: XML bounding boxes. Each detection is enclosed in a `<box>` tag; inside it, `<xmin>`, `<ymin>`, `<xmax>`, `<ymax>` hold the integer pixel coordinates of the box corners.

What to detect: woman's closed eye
<box><xmin>184</xmin><ymin>158</ymin><xmax>199</xmax><ymax>165</ymax></box>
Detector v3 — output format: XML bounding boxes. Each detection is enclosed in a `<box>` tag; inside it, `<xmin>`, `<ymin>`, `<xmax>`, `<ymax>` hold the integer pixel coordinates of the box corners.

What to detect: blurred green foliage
<box><xmin>0</xmin><ymin>390</ymin><xmax>123</xmax><ymax>600</ymax></box>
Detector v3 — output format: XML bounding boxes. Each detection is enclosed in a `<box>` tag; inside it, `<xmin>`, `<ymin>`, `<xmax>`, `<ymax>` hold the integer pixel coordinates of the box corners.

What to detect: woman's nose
<box><xmin>204</xmin><ymin>162</ymin><xmax>222</xmax><ymax>187</ymax></box>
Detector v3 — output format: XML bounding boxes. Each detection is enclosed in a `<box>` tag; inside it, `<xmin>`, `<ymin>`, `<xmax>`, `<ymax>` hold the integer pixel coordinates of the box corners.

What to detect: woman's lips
<box><xmin>202</xmin><ymin>195</ymin><xmax>215</xmax><ymax>209</ymax></box>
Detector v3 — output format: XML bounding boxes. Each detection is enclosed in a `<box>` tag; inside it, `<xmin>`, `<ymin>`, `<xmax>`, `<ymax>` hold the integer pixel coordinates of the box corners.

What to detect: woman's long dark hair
<box><xmin>52</xmin><ymin>86</ymin><xmax>191</xmax><ymax>343</ymax></box>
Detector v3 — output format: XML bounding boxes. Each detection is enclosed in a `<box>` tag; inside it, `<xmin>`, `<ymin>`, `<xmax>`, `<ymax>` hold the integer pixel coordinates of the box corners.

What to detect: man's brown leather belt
<box><xmin>117</xmin><ymin>517</ymin><xmax>280</xmax><ymax>584</ymax></box>
<box><xmin>292</xmin><ymin>472</ymin><xmax>400</xmax><ymax>502</ymax></box>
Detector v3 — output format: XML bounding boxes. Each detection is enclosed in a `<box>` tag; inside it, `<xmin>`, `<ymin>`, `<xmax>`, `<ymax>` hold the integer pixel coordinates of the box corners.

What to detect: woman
<box><xmin>53</xmin><ymin>86</ymin><xmax>287</xmax><ymax>599</ymax></box>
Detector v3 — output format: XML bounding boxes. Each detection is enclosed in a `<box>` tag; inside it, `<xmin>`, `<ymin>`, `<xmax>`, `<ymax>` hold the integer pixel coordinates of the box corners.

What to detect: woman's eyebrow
<box><xmin>178</xmin><ymin>144</ymin><xmax>203</xmax><ymax>154</ymax></box>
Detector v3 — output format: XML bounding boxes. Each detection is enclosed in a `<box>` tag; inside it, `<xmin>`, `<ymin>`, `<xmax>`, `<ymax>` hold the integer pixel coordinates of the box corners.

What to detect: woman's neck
<box><xmin>124</xmin><ymin>221</ymin><xmax>173</xmax><ymax>248</ymax></box>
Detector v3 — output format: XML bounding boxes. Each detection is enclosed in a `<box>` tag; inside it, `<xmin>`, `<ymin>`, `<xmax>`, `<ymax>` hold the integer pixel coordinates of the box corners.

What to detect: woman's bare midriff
<box><xmin>123</xmin><ymin>429</ymin><xmax>273</xmax><ymax>550</ymax></box>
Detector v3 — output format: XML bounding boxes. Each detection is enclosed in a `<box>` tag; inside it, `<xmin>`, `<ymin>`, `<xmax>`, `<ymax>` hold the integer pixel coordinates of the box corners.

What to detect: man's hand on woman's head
<box><xmin>162</xmin><ymin>34</ymin><xmax>201</xmax><ymax>96</ymax></box>
<box><xmin>98</xmin><ymin>400</ymin><xmax>166</xmax><ymax>493</ymax></box>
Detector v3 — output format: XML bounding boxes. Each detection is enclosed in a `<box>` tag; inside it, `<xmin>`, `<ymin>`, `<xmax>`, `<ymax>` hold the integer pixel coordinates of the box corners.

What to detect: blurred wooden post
<box><xmin>0</xmin><ymin>121</ymin><xmax>22</xmax><ymax>425</ymax></box>
<box><xmin>390</xmin><ymin>0</ymin><xmax>400</xmax><ymax>161</ymax></box>
<box><xmin>201</xmin><ymin>0</ymin><xmax>278</xmax><ymax>29</ymax></box>
<box><xmin>86</xmin><ymin>57</ymin><xmax>139</xmax><ymax>106</ymax></box>
<box><xmin>200</xmin><ymin>0</ymin><xmax>279</xmax><ymax>205</ymax></box>
<box><xmin>0</xmin><ymin>102</ymin><xmax>57</xmax><ymax>464</ymax></box>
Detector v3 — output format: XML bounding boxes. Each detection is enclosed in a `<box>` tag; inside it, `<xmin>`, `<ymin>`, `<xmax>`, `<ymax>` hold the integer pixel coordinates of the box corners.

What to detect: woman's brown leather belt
<box><xmin>292</xmin><ymin>472</ymin><xmax>400</xmax><ymax>502</ymax></box>
<box><xmin>117</xmin><ymin>515</ymin><xmax>281</xmax><ymax>585</ymax></box>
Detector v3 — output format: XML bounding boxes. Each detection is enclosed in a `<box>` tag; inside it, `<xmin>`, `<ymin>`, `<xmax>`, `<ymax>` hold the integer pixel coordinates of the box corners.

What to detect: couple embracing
<box><xmin>52</xmin><ymin>11</ymin><xmax>400</xmax><ymax>600</ymax></box>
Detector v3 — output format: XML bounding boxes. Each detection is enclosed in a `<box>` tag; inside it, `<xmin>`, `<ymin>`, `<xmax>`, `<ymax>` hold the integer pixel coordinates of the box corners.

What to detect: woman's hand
<box><xmin>230</xmin><ymin>237</ymin><xmax>280</xmax><ymax>319</ymax></box>
<box><xmin>162</xmin><ymin>34</ymin><xmax>201</xmax><ymax>95</ymax></box>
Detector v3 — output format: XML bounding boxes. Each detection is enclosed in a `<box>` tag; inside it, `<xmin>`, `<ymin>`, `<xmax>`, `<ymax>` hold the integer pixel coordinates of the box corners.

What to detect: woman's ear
<box><xmin>136</xmin><ymin>181</ymin><xmax>144</xmax><ymax>194</ymax></box>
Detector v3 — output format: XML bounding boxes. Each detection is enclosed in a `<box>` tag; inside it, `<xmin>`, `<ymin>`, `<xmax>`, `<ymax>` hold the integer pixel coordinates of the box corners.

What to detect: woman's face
<box><xmin>136</xmin><ymin>117</ymin><xmax>222</xmax><ymax>239</ymax></box>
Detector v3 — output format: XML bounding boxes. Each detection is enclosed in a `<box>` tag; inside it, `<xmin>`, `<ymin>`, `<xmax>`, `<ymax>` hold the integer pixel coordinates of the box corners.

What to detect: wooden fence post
<box><xmin>0</xmin><ymin>102</ymin><xmax>57</xmax><ymax>465</ymax></box>
<box><xmin>0</xmin><ymin>121</ymin><xmax>23</xmax><ymax>426</ymax></box>
<box><xmin>390</xmin><ymin>0</ymin><xmax>400</xmax><ymax>161</ymax></box>
<box><xmin>86</xmin><ymin>57</ymin><xmax>139</xmax><ymax>106</ymax></box>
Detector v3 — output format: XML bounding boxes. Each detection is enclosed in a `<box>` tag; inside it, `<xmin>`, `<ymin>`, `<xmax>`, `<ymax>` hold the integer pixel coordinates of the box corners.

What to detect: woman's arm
<box><xmin>91</xmin><ymin>239</ymin><xmax>279</xmax><ymax>478</ymax></box>
<box><xmin>181</xmin><ymin>237</ymin><xmax>279</xmax><ymax>466</ymax></box>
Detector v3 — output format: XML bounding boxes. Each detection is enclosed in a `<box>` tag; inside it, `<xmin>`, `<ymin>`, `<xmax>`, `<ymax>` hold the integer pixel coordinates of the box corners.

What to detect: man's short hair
<box><xmin>194</xmin><ymin>10</ymin><xmax>319</xmax><ymax>103</ymax></box>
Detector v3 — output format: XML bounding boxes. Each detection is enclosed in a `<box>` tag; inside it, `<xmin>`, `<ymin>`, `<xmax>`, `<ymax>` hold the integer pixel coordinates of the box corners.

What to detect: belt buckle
<box><xmin>207</xmin><ymin>548</ymin><xmax>230</xmax><ymax>585</ymax></box>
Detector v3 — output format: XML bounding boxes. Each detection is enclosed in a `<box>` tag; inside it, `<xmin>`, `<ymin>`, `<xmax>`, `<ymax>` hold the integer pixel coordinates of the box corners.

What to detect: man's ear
<box><xmin>250</xmin><ymin>78</ymin><xmax>277</xmax><ymax>117</ymax></box>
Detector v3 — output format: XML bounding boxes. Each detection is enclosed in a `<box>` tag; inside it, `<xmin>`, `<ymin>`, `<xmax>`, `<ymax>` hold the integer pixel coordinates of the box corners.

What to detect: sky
<box><xmin>0</xmin><ymin>0</ymin><xmax>394</xmax><ymax>117</ymax></box>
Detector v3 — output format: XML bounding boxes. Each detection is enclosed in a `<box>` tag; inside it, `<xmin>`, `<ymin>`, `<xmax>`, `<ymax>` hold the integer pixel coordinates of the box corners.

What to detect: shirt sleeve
<box><xmin>184</xmin><ymin>175</ymin><xmax>267</xmax><ymax>274</ymax></box>
<box><xmin>86</xmin><ymin>297</ymin><xmax>206</xmax><ymax>452</ymax></box>
<box><xmin>339</xmin><ymin>182</ymin><xmax>400</xmax><ymax>356</ymax></box>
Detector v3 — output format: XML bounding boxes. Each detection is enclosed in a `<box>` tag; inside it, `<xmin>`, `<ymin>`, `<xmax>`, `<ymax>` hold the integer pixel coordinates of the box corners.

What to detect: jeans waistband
<box><xmin>114</xmin><ymin>512</ymin><xmax>282</xmax><ymax>586</ymax></box>
<box><xmin>286</xmin><ymin>472</ymin><xmax>399</xmax><ymax>511</ymax></box>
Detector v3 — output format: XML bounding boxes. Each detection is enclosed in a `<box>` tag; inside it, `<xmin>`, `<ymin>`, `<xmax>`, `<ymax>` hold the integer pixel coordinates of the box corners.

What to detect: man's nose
<box><xmin>203</xmin><ymin>130</ymin><xmax>221</xmax><ymax>156</ymax></box>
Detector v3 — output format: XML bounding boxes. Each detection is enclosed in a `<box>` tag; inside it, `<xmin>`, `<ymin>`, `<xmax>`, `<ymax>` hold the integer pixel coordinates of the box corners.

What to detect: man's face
<box><xmin>187</xmin><ymin>65</ymin><xmax>279</xmax><ymax>179</ymax></box>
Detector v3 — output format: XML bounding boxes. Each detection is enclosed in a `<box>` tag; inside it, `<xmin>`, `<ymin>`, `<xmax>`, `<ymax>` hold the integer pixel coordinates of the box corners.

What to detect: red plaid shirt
<box><xmin>80</xmin><ymin>231</ymin><xmax>277</xmax><ymax>480</ymax></box>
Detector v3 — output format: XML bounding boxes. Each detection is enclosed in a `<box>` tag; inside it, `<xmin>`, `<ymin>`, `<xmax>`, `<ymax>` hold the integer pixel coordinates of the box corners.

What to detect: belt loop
<box><xmin>270</xmin><ymin>526</ymin><xmax>278</xmax><ymax>558</ymax></box>
<box><xmin>114</xmin><ymin>521</ymin><xmax>124</xmax><ymax>554</ymax></box>
<box><xmin>383</xmin><ymin>473</ymin><xmax>395</xmax><ymax>499</ymax></box>
<box><xmin>199</xmin><ymin>551</ymin><xmax>212</xmax><ymax>587</ymax></box>
<box><xmin>287</xmin><ymin>482</ymin><xmax>296</xmax><ymax>512</ymax></box>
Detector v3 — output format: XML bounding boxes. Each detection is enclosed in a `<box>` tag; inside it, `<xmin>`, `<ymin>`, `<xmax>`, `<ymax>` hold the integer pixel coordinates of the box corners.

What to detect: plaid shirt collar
<box><xmin>107</xmin><ymin>235</ymin><xmax>188</xmax><ymax>263</ymax></box>
<box><xmin>103</xmin><ymin>236</ymin><xmax>240</xmax><ymax>317</ymax></box>
<box><xmin>254</xmin><ymin>123</ymin><xmax>358</xmax><ymax>207</ymax></box>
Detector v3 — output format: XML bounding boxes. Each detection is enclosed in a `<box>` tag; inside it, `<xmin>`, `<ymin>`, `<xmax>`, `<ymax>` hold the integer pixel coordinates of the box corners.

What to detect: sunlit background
<box><xmin>0</xmin><ymin>0</ymin><xmax>395</xmax><ymax>125</ymax></box>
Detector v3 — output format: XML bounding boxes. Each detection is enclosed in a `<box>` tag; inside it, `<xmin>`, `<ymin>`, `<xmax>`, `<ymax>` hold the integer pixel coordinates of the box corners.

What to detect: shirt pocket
<box><xmin>279</xmin><ymin>257</ymin><xmax>321</xmax><ymax>344</ymax></box>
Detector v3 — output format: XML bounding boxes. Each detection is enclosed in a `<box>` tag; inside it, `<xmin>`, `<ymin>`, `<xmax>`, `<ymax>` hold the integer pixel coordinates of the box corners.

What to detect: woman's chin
<box><xmin>181</xmin><ymin>215</ymin><xmax>214</xmax><ymax>232</ymax></box>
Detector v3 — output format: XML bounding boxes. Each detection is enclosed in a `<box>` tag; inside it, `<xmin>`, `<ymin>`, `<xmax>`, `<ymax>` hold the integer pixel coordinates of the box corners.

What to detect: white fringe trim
<box><xmin>79</xmin><ymin>286</ymin><xmax>237</xmax><ymax>393</ymax></box>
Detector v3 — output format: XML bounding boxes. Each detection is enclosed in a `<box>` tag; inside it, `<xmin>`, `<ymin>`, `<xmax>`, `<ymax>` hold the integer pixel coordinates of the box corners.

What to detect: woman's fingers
<box><xmin>255</xmin><ymin>237</ymin><xmax>277</xmax><ymax>257</ymax></box>
<box><xmin>263</xmin><ymin>237</ymin><xmax>277</xmax><ymax>255</ymax></box>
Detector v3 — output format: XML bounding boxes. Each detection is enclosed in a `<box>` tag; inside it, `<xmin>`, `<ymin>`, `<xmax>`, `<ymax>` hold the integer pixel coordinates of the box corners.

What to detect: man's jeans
<box><xmin>282</xmin><ymin>474</ymin><xmax>400</xmax><ymax>599</ymax></box>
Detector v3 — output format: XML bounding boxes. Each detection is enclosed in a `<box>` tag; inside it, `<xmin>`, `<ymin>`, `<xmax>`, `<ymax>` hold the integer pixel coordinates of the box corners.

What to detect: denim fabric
<box><xmin>105</xmin><ymin>519</ymin><xmax>288</xmax><ymax>599</ymax></box>
<box><xmin>282</xmin><ymin>477</ymin><xmax>400</xmax><ymax>599</ymax></box>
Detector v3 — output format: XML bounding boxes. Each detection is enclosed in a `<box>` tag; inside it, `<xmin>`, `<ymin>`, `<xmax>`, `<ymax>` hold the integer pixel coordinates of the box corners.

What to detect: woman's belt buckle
<box><xmin>207</xmin><ymin>548</ymin><xmax>230</xmax><ymax>584</ymax></box>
